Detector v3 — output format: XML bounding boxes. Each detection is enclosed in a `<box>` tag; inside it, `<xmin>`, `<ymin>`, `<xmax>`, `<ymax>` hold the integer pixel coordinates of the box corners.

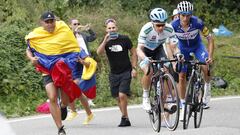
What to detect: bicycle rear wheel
<box><xmin>160</xmin><ymin>73</ymin><xmax>180</xmax><ymax>131</ymax></box>
<box><xmin>194</xmin><ymin>77</ymin><xmax>204</xmax><ymax>128</ymax></box>
<box><xmin>183</xmin><ymin>75</ymin><xmax>195</xmax><ymax>129</ymax></box>
<box><xmin>148</xmin><ymin>80</ymin><xmax>161</xmax><ymax>132</ymax></box>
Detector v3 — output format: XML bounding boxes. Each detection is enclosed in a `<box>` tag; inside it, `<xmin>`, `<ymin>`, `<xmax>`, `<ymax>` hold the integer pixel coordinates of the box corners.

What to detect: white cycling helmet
<box><xmin>177</xmin><ymin>1</ymin><xmax>193</xmax><ymax>15</ymax></box>
<box><xmin>149</xmin><ymin>8</ymin><xmax>168</xmax><ymax>23</ymax></box>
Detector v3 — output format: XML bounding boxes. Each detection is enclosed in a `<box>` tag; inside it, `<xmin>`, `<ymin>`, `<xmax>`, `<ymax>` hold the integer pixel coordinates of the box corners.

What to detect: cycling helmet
<box><xmin>177</xmin><ymin>1</ymin><xmax>193</xmax><ymax>15</ymax></box>
<box><xmin>149</xmin><ymin>8</ymin><xmax>168</xmax><ymax>23</ymax></box>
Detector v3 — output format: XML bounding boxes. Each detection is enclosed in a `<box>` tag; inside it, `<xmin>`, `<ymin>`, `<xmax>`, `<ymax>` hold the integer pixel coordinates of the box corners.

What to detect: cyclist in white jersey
<box><xmin>137</xmin><ymin>8</ymin><xmax>181</xmax><ymax>111</ymax></box>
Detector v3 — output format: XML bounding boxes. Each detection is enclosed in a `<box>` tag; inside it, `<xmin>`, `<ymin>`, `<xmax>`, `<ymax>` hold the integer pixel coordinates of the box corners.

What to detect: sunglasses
<box><xmin>105</xmin><ymin>18</ymin><xmax>116</xmax><ymax>26</ymax></box>
<box><xmin>73</xmin><ymin>23</ymin><xmax>80</xmax><ymax>26</ymax></box>
<box><xmin>155</xmin><ymin>23</ymin><xmax>165</xmax><ymax>27</ymax></box>
<box><xmin>44</xmin><ymin>19</ymin><xmax>55</xmax><ymax>24</ymax></box>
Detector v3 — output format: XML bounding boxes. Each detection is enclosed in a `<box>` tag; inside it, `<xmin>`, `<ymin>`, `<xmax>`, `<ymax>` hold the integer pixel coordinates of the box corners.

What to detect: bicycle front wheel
<box><xmin>148</xmin><ymin>80</ymin><xmax>161</xmax><ymax>132</ymax></box>
<box><xmin>194</xmin><ymin>77</ymin><xmax>204</xmax><ymax>128</ymax></box>
<box><xmin>160</xmin><ymin>73</ymin><xmax>180</xmax><ymax>131</ymax></box>
<box><xmin>183</xmin><ymin>74</ymin><xmax>195</xmax><ymax>129</ymax></box>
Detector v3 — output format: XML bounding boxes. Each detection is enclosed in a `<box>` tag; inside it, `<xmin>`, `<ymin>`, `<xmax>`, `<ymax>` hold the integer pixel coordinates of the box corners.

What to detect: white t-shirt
<box><xmin>76</xmin><ymin>33</ymin><xmax>89</xmax><ymax>55</ymax></box>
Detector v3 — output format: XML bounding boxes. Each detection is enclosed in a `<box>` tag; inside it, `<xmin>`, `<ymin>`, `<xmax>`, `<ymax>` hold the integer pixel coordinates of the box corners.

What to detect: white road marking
<box><xmin>7</xmin><ymin>96</ymin><xmax>240</xmax><ymax>123</ymax></box>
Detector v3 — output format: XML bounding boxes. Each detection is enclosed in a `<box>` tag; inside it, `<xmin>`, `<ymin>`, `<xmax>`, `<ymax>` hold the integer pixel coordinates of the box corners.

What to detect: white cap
<box><xmin>172</xmin><ymin>9</ymin><xmax>178</xmax><ymax>16</ymax></box>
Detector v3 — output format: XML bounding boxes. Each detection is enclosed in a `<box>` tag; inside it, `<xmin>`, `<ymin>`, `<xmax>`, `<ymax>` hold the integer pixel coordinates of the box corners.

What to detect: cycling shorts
<box><xmin>179</xmin><ymin>43</ymin><xmax>209</xmax><ymax>73</ymax></box>
<box><xmin>139</xmin><ymin>45</ymin><xmax>168</xmax><ymax>69</ymax></box>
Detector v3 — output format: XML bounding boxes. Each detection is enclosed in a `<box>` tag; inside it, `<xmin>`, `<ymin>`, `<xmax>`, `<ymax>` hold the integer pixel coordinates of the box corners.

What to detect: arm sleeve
<box><xmin>85</xmin><ymin>29</ymin><xmax>97</xmax><ymax>42</ymax></box>
<box><xmin>126</xmin><ymin>36</ymin><xmax>133</xmax><ymax>49</ymax></box>
<box><xmin>138</xmin><ymin>26</ymin><xmax>148</xmax><ymax>45</ymax></box>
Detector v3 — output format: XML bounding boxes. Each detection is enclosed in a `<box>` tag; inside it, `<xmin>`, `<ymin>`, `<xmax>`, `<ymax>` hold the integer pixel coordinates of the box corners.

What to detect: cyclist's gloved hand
<box><xmin>205</xmin><ymin>57</ymin><xmax>213</xmax><ymax>64</ymax></box>
<box><xmin>143</xmin><ymin>57</ymin><xmax>151</xmax><ymax>64</ymax></box>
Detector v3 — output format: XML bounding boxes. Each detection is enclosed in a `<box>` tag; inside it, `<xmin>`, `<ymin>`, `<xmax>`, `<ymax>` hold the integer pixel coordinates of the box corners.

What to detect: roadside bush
<box><xmin>0</xmin><ymin>20</ymin><xmax>46</xmax><ymax>117</ymax></box>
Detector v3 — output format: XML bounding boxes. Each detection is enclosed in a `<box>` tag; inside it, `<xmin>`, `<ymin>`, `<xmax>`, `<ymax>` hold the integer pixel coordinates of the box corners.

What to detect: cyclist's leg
<box><xmin>156</xmin><ymin>45</ymin><xmax>170</xmax><ymax>100</ymax></box>
<box><xmin>194</xmin><ymin>44</ymin><xmax>211</xmax><ymax>107</ymax></box>
<box><xmin>178</xmin><ymin>48</ymin><xmax>190</xmax><ymax>105</ymax></box>
<box><xmin>43</xmin><ymin>75</ymin><xmax>63</xmax><ymax>129</ymax></box>
<box><xmin>194</xmin><ymin>44</ymin><xmax>211</xmax><ymax>82</ymax></box>
<box><xmin>139</xmin><ymin>48</ymin><xmax>154</xmax><ymax>111</ymax></box>
<box><xmin>178</xmin><ymin>48</ymin><xmax>191</xmax><ymax>120</ymax></box>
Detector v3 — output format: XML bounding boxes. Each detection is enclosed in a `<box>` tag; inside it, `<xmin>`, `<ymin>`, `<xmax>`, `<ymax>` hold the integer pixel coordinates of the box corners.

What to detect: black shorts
<box><xmin>109</xmin><ymin>70</ymin><xmax>132</xmax><ymax>98</ymax></box>
<box><xmin>144</xmin><ymin>45</ymin><xmax>167</xmax><ymax>60</ymax></box>
<box><xmin>42</xmin><ymin>75</ymin><xmax>53</xmax><ymax>86</ymax></box>
<box><xmin>145</xmin><ymin>45</ymin><xmax>179</xmax><ymax>82</ymax></box>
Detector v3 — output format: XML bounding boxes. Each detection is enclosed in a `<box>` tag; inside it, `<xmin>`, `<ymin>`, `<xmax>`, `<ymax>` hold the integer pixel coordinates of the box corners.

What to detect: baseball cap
<box><xmin>40</xmin><ymin>11</ymin><xmax>55</xmax><ymax>21</ymax></box>
<box><xmin>172</xmin><ymin>9</ymin><xmax>179</xmax><ymax>16</ymax></box>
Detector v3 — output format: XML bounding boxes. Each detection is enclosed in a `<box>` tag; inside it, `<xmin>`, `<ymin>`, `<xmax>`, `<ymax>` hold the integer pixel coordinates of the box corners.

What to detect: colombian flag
<box><xmin>25</xmin><ymin>21</ymin><xmax>96</xmax><ymax>102</ymax></box>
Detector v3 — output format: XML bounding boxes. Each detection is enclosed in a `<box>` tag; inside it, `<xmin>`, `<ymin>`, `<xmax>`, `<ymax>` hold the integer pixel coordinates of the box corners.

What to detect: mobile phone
<box><xmin>109</xmin><ymin>32</ymin><xmax>119</xmax><ymax>40</ymax></box>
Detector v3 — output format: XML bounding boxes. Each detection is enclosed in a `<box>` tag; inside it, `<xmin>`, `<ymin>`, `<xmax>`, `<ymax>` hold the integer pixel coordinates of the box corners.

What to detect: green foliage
<box><xmin>0</xmin><ymin>20</ymin><xmax>46</xmax><ymax>117</ymax></box>
<box><xmin>193</xmin><ymin>0</ymin><xmax>240</xmax><ymax>29</ymax></box>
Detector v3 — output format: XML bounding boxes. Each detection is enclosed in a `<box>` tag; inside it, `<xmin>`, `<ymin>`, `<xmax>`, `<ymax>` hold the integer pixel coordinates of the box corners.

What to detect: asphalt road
<box><xmin>8</xmin><ymin>96</ymin><xmax>240</xmax><ymax>135</ymax></box>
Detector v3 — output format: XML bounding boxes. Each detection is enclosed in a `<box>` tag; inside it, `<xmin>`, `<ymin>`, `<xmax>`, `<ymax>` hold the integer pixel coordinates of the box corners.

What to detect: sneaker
<box><xmin>66</xmin><ymin>111</ymin><xmax>78</xmax><ymax>121</ymax></box>
<box><xmin>203</xmin><ymin>103</ymin><xmax>210</xmax><ymax>109</ymax></box>
<box><xmin>83</xmin><ymin>113</ymin><xmax>94</xmax><ymax>125</ymax></box>
<box><xmin>161</xmin><ymin>121</ymin><xmax>167</xmax><ymax>128</ymax></box>
<box><xmin>203</xmin><ymin>83</ymin><xmax>211</xmax><ymax>104</ymax></box>
<box><xmin>61</xmin><ymin>107</ymin><xmax>68</xmax><ymax>120</ymax></box>
<box><xmin>118</xmin><ymin>117</ymin><xmax>131</xmax><ymax>127</ymax></box>
<box><xmin>58</xmin><ymin>126</ymin><xmax>66</xmax><ymax>135</ymax></box>
<box><xmin>142</xmin><ymin>97</ymin><xmax>151</xmax><ymax>111</ymax></box>
<box><xmin>88</xmin><ymin>99</ymin><xmax>96</xmax><ymax>107</ymax></box>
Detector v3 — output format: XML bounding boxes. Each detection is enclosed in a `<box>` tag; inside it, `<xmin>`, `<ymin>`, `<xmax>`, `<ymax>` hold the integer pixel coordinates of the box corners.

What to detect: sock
<box><xmin>143</xmin><ymin>89</ymin><xmax>149</xmax><ymax>98</ymax></box>
<box><xmin>180</xmin><ymin>99</ymin><xmax>185</xmax><ymax>107</ymax></box>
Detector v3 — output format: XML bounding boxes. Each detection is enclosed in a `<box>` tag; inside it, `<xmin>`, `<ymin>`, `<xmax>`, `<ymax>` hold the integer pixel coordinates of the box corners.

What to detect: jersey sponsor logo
<box><xmin>176</xmin><ymin>29</ymin><xmax>199</xmax><ymax>40</ymax></box>
<box><xmin>151</xmin><ymin>36</ymin><xmax>156</xmax><ymax>40</ymax></box>
<box><xmin>109</xmin><ymin>45</ymin><xmax>123</xmax><ymax>52</ymax></box>
<box><xmin>202</xmin><ymin>26</ymin><xmax>210</xmax><ymax>37</ymax></box>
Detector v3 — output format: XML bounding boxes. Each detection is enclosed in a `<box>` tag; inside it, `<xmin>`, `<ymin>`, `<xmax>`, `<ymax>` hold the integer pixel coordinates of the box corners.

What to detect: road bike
<box><xmin>148</xmin><ymin>58</ymin><xmax>180</xmax><ymax>132</ymax></box>
<box><xmin>182</xmin><ymin>56</ymin><xmax>210</xmax><ymax>129</ymax></box>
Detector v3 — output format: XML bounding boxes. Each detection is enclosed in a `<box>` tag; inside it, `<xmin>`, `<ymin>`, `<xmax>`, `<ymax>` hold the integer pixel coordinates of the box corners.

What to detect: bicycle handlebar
<box><xmin>146</xmin><ymin>58</ymin><xmax>178</xmax><ymax>75</ymax></box>
<box><xmin>151</xmin><ymin>59</ymin><xmax>178</xmax><ymax>63</ymax></box>
<box><xmin>181</xmin><ymin>60</ymin><xmax>210</xmax><ymax>76</ymax></box>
